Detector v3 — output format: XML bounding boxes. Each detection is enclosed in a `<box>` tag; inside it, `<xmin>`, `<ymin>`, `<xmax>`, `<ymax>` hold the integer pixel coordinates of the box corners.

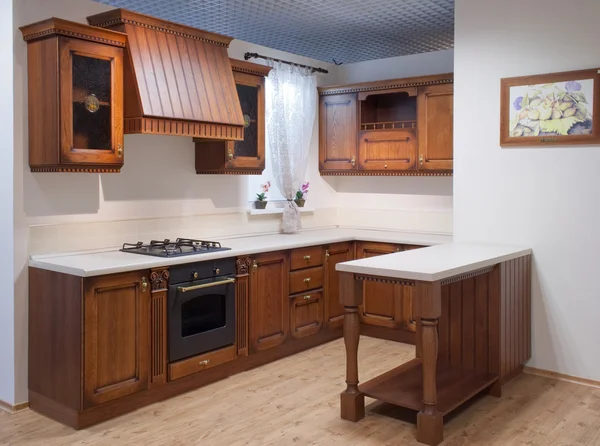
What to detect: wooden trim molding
<box><xmin>320</xmin><ymin>170</ymin><xmax>452</xmax><ymax>177</ymax></box>
<box><xmin>230</xmin><ymin>58</ymin><xmax>272</xmax><ymax>77</ymax></box>
<box><xmin>318</xmin><ymin>73</ymin><xmax>454</xmax><ymax>96</ymax></box>
<box><xmin>20</xmin><ymin>18</ymin><xmax>127</xmax><ymax>47</ymax></box>
<box><xmin>354</xmin><ymin>274</ymin><xmax>415</xmax><ymax>287</ymax></box>
<box><xmin>523</xmin><ymin>366</ymin><xmax>600</xmax><ymax>389</ymax></box>
<box><xmin>87</xmin><ymin>9</ymin><xmax>233</xmax><ymax>47</ymax></box>
<box><xmin>30</xmin><ymin>166</ymin><xmax>121</xmax><ymax>173</ymax></box>
<box><xmin>124</xmin><ymin>118</ymin><xmax>244</xmax><ymax>141</ymax></box>
<box><xmin>196</xmin><ymin>170</ymin><xmax>262</xmax><ymax>176</ymax></box>
<box><xmin>0</xmin><ymin>400</ymin><xmax>29</xmax><ymax>414</ymax></box>
<box><xmin>440</xmin><ymin>266</ymin><xmax>495</xmax><ymax>285</ymax></box>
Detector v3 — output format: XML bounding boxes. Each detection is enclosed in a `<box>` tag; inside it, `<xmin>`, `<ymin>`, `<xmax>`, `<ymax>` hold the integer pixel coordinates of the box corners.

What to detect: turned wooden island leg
<box><xmin>415</xmin><ymin>281</ymin><xmax>443</xmax><ymax>446</ymax></box>
<box><xmin>339</xmin><ymin>272</ymin><xmax>365</xmax><ymax>422</ymax></box>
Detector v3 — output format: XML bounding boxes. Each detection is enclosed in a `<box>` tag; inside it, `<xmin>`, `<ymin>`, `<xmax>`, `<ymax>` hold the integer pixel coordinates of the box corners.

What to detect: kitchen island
<box><xmin>336</xmin><ymin>243</ymin><xmax>532</xmax><ymax>446</ymax></box>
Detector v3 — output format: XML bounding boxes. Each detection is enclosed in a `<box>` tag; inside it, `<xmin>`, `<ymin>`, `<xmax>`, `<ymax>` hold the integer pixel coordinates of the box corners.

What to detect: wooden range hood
<box><xmin>87</xmin><ymin>9</ymin><xmax>244</xmax><ymax>141</ymax></box>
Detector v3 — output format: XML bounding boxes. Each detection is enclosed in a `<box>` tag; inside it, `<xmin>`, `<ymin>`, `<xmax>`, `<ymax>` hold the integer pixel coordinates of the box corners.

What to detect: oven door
<box><xmin>168</xmin><ymin>276</ymin><xmax>236</xmax><ymax>362</ymax></box>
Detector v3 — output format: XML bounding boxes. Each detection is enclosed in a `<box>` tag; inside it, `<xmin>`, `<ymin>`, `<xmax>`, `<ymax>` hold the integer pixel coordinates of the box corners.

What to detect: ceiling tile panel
<box><xmin>92</xmin><ymin>0</ymin><xmax>454</xmax><ymax>63</ymax></box>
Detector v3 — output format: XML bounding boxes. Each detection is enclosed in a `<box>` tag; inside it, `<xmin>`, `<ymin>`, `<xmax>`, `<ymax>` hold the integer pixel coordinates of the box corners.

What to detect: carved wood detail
<box><xmin>236</xmin><ymin>257</ymin><xmax>253</xmax><ymax>276</ymax></box>
<box><xmin>320</xmin><ymin>171</ymin><xmax>452</xmax><ymax>177</ymax></box>
<box><xmin>196</xmin><ymin>170</ymin><xmax>262</xmax><ymax>176</ymax></box>
<box><xmin>30</xmin><ymin>166</ymin><xmax>121</xmax><ymax>173</ymax></box>
<box><xmin>355</xmin><ymin>274</ymin><xmax>415</xmax><ymax>287</ymax></box>
<box><xmin>150</xmin><ymin>268</ymin><xmax>170</xmax><ymax>292</ymax></box>
<box><xmin>319</xmin><ymin>76</ymin><xmax>454</xmax><ymax>96</ymax></box>
<box><xmin>22</xmin><ymin>28</ymin><xmax>126</xmax><ymax>47</ymax></box>
<box><xmin>440</xmin><ymin>266</ymin><xmax>495</xmax><ymax>285</ymax></box>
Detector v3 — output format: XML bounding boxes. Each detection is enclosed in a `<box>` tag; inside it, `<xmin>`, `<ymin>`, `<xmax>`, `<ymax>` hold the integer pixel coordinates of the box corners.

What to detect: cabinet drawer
<box><xmin>290</xmin><ymin>246</ymin><xmax>323</xmax><ymax>271</ymax></box>
<box><xmin>289</xmin><ymin>266</ymin><xmax>323</xmax><ymax>294</ymax></box>
<box><xmin>168</xmin><ymin>345</ymin><xmax>236</xmax><ymax>381</ymax></box>
<box><xmin>290</xmin><ymin>291</ymin><xmax>323</xmax><ymax>339</ymax></box>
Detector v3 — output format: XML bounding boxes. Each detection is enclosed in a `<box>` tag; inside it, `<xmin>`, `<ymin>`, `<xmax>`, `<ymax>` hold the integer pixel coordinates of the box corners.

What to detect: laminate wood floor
<box><xmin>2</xmin><ymin>337</ymin><xmax>600</xmax><ymax>446</ymax></box>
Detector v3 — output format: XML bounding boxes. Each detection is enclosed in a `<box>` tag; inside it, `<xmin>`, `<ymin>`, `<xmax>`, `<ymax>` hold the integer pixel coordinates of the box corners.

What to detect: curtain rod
<box><xmin>243</xmin><ymin>52</ymin><xmax>329</xmax><ymax>74</ymax></box>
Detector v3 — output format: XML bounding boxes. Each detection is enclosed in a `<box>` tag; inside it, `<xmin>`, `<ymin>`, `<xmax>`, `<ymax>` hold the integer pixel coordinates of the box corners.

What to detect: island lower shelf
<box><xmin>360</xmin><ymin>358</ymin><xmax>497</xmax><ymax>415</ymax></box>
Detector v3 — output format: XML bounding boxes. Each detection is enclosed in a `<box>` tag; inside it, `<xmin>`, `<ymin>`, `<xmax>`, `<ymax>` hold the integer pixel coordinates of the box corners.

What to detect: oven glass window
<box><xmin>181</xmin><ymin>293</ymin><xmax>226</xmax><ymax>337</ymax></box>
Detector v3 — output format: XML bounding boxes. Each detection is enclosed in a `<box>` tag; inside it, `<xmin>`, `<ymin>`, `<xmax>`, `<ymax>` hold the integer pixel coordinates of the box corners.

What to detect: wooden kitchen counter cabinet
<box><xmin>336</xmin><ymin>243</ymin><xmax>532</xmax><ymax>446</ymax></box>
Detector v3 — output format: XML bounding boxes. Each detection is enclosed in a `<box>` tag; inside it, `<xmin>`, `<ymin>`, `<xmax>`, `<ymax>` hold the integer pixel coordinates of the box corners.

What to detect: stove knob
<box><xmin>192</xmin><ymin>271</ymin><xmax>199</xmax><ymax>280</ymax></box>
<box><xmin>215</xmin><ymin>268</ymin><xmax>221</xmax><ymax>275</ymax></box>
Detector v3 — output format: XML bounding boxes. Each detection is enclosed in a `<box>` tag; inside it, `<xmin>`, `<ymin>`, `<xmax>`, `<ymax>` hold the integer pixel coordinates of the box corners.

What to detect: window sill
<box><xmin>247</xmin><ymin>207</ymin><xmax>315</xmax><ymax>216</ymax></box>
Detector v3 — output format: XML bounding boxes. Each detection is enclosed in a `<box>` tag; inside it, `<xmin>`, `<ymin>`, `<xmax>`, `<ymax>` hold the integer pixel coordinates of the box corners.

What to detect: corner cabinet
<box><xmin>318</xmin><ymin>73</ymin><xmax>454</xmax><ymax>176</ymax></box>
<box><xmin>195</xmin><ymin>59</ymin><xmax>272</xmax><ymax>175</ymax></box>
<box><xmin>20</xmin><ymin>18</ymin><xmax>126</xmax><ymax>173</ymax></box>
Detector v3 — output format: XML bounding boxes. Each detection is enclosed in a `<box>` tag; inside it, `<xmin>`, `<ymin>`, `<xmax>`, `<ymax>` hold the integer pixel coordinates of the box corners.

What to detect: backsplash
<box><xmin>28</xmin><ymin>207</ymin><xmax>452</xmax><ymax>255</ymax></box>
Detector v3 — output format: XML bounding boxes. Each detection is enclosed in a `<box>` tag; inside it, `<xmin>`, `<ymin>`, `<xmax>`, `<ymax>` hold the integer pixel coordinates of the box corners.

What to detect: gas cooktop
<box><xmin>120</xmin><ymin>238</ymin><xmax>231</xmax><ymax>258</ymax></box>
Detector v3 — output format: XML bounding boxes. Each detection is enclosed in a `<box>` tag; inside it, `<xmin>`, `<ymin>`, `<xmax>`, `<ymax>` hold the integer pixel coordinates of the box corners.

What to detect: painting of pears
<box><xmin>509</xmin><ymin>79</ymin><xmax>594</xmax><ymax>137</ymax></box>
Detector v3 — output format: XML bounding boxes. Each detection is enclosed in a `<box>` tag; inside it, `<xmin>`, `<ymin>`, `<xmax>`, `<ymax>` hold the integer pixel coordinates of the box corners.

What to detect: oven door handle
<box><xmin>177</xmin><ymin>277</ymin><xmax>236</xmax><ymax>293</ymax></box>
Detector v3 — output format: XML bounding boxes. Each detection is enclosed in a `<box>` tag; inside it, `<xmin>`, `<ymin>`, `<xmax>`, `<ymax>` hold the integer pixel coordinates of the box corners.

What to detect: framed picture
<box><xmin>500</xmin><ymin>68</ymin><xmax>600</xmax><ymax>146</ymax></box>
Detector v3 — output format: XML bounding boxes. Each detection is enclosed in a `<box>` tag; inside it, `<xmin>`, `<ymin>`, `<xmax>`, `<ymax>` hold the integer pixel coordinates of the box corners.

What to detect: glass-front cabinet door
<box><xmin>227</xmin><ymin>71</ymin><xmax>265</xmax><ymax>171</ymax></box>
<box><xmin>59</xmin><ymin>37</ymin><xmax>123</xmax><ymax>166</ymax></box>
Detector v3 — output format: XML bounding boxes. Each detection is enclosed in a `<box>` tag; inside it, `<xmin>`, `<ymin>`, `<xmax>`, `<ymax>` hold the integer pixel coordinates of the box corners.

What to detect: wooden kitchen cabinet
<box><xmin>319</xmin><ymin>93</ymin><xmax>358</xmax><ymax>172</ymax></box>
<box><xmin>83</xmin><ymin>271</ymin><xmax>150</xmax><ymax>407</ymax></box>
<box><xmin>290</xmin><ymin>291</ymin><xmax>323</xmax><ymax>339</ymax></box>
<box><xmin>249</xmin><ymin>251</ymin><xmax>290</xmax><ymax>352</ymax></box>
<box><xmin>318</xmin><ymin>73</ymin><xmax>453</xmax><ymax>176</ymax></box>
<box><xmin>323</xmin><ymin>242</ymin><xmax>354</xmax><ymax>327</ymax></box>
<box><xmin>417</xmin><ymin>83</ymin><xmax>454</xmax><ymax>171</ymax></box>
<box><xmin>20</xmin><ymin>18</ymin><xmax>126</xmax><ymax>173</ymax></box>
<box><xmin>195</xmin><ymin>59</ymin><xmax>271</xmax><ymax>175</ymax></box>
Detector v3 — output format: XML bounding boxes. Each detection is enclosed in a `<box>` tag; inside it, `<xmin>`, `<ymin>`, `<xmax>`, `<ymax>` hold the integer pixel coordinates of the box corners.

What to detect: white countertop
<box><xmin>29</xmin><ymin>228</ymin><xmax>452</xmax><ymax>277</ymax></box>
<box><xmin>336</xmin><ymin>243</ymin><xmax>531</xmax><ymax>282</ymax></box>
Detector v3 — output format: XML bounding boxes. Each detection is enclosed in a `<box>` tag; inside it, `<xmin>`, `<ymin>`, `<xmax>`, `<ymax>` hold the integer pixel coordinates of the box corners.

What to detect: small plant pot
<box><xmin>294</xmin><ymin>198</ymin><xmax>306</xmax><ymax>208</ymax></box>
<box><xmin>254</xmin><ymin>200</ymin><xmax>267</xmax><ymax>209</ymax></box>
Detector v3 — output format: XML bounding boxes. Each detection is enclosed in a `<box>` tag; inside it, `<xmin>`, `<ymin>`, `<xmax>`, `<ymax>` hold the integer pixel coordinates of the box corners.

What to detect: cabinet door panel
<box><xmin>59</xmin><ymin>37</ymin><xmax>123</xmax><ymax>166</ymax></box>
<box><xmin>323</xmin><ymin>242</ymin><xmax>354</xmax><ymax>327</ymax></box>
<box><xmin>250</xmin><ymin>251</ymin><xmax>289</xmax><ymax>352</ymax></box>
<box><xmin>290</xmin><ymin>292</ymin><xmax>323</xmax><ymax>339</ymax></box>
<box><xmin>358</xmin><ymin>129</ymin><xmax>417</xmax><ymax>171</ymax></box>
<box><xmin>228</xmin><ymin>71</ymin><xmax>265</xmax><ymax>171</ymax></box>
<box><xmin>83</xmin><ymin>271</ymin><xmax>149</xmax><ymax>408</ymax></box>
<box><xmin>417</xmin><ymin>83</ymin><xmax>453</xmax><ymax>171</ymax></box>
<box><xmin>319</xmin><ymin>94</ymin><xmax>358</xmax><ymax>171</ymax></box>
<box><xmin>356</xmin><ymin>242</ymin><xmax>403</xmax><ymax>329</ymax></box>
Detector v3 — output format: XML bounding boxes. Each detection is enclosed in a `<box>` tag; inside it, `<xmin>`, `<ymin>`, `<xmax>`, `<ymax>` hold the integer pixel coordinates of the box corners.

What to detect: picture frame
<box><xmin>500</xmin><ymin>68</ymin><xmax>600</xmax><ymax>147</ymax></box>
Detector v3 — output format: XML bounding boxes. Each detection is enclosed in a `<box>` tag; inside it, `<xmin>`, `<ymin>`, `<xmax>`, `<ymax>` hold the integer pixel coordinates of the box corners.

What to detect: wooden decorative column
<box><xmin>339</xmin><ymin>272</ymin><xmax>365</xmax><ymax>422</ymax></box>
<box><xmin>149</xmin><ymin>268</ymin><xmax>169</xmax><ymax>387</ymax></box>
<box><xmin>235</xmin><ymin>257</ymin><xmax>252</xmax><ymax>357</ymax></box>
<box><xmin>414</xmin><ymin>281</ymin><xmax>443</xmax><ymax>446</ymax></box>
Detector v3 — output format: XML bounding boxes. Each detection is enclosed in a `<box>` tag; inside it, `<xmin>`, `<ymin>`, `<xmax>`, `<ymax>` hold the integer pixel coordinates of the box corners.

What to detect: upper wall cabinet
<box><xmin>20</xmin><ymin>18</ymin><xmax>127</xmax><ymax>173</ymax></box>
<box><xmin>318</xmin><ymin>73</ymin><xmax>454</xmax><ymax>176</ymax></box>
<box><xmin>194</xmin><ymin>59</ymin><xmax>272</xmax><ymax>175</ymax></box>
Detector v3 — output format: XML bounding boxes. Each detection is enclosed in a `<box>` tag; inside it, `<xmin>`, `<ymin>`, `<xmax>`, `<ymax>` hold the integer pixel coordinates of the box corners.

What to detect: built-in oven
<box><xmin>168</xmin><ymin>258</ymin><xmax>236</xmax><ymax>362</ymax></box>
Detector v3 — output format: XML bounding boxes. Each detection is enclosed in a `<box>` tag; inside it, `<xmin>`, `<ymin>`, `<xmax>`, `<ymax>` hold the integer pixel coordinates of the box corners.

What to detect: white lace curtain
<box><xmin>266</xmin><ymin>61</ymin><xmax>317</xmax><ymax>233</ymax></box>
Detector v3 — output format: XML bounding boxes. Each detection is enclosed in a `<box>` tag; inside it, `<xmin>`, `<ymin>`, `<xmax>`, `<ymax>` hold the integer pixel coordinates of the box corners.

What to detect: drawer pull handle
<box><xmin>303</xmin><ymin>295</ymin><xmax>311</xmax><ymax>300</ymax></box>
<box><xmin>303</xmin><ymin>255</ymin><xmax>311</xmax><ymax>260</ymax></box>
<box><xmin>303</xmin><ymin>278</ymin><xmax>311</xmax><ymax>283</ymax></box>
<box><xmin>199</xmin><ymin>359</ymin><xmax>210</xmax><ymax>366</ymax></box>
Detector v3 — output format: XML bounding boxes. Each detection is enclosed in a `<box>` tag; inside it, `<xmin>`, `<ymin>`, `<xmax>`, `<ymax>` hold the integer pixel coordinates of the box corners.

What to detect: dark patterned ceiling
<box><xmin>92</xmin><ymin>0</ymin><xmax>454</xmax><ymax>64</ymax></box>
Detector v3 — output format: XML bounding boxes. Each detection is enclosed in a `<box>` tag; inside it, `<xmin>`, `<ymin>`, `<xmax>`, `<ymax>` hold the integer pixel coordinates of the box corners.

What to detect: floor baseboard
<box><xmin>523</xmin><ymin>366</ymin><xmax>600</xmax><ymax>389</ymax></box>
<box><xmin>0</xmin><ymin>400</ymin><xmax>29</xmax><ymax>414</ymax></box>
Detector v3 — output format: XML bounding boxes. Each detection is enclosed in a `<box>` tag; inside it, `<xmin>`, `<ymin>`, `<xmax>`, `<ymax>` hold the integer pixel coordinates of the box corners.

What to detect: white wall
<box><xmin>328</xmin><ymin>50</ymin><xmax>454</xmax><ymax>230</ymax></box>
<box><xmin>454</xmin><ymin>0</ymin><xmax>600</xmax><ymax>380</ymax></box>
<box><xmin>0</xmin><ymin>0</ymin><xmax>14</xmax><ymax>405</ymax></box>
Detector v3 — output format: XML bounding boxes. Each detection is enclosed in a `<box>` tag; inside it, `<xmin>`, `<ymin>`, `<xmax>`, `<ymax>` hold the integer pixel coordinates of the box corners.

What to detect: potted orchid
<box><xmin>255</xmin><ymin>181</ymin><xmax>271</xmax><ymax>209</ymax></box>
<box><xmin>294</xmin><ymin>182</ymin><xmax>309</xmax><ymax>207</ymax></box>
